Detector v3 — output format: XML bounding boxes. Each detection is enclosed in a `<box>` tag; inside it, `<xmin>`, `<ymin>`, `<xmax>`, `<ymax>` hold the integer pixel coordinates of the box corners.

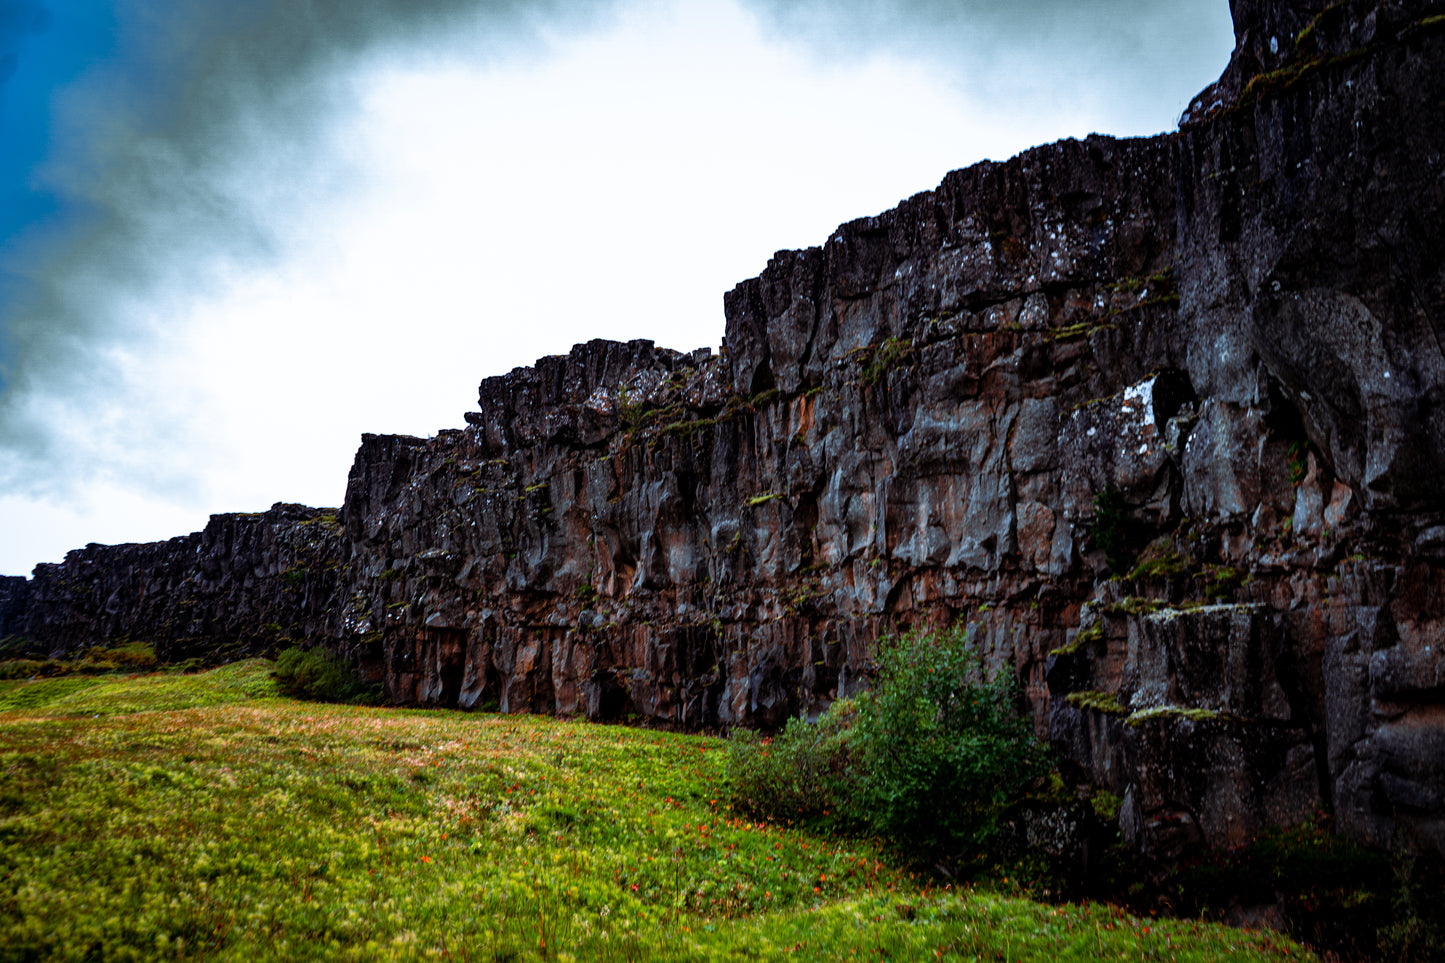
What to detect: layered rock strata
<box><xmin>5</xmin><ymin>0</ymin><xmax>1443</xmax><ymax>859</ymax></box>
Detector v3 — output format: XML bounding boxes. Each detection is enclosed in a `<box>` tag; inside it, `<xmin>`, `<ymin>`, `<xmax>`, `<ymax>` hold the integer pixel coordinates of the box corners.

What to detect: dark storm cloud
<box><xmin>0</xmin><ymin>0</ymin><xmax>1235</xmax><ymax>498</ymax></box>
<box><xmin>0</xmin><ymin>0</ymin><xmax>616</xmax><ymax>494</ymax></box>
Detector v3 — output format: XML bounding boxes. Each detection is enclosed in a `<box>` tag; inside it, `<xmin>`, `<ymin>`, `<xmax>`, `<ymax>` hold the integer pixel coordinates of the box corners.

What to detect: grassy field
<box><xmin>0</xmin><ymin>661</ymin><xmax>1317</xmax><ymax>961</ymax></box>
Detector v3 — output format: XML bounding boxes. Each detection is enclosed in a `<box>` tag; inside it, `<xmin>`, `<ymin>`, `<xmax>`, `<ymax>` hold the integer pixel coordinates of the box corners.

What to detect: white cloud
<box><xmin>0</xmin><ymin>0</ymin><xmax>1231</xmax><ymax>574</ymax></box>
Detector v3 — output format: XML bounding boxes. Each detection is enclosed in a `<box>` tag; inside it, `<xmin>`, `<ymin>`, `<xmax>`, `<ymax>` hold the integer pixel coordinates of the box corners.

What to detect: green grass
<box><xmin>0</xmin><ymin>659</ymin><xmax>278</xmax><ymax>715</ymax></box>
<box><xmin>0</xmin><ymin>662</ymin><xmax>1316</xmax><ymax>961</ymax></box>
<box><xmin>0</xmin><ymin>640</ymin><xmax>161</xmax><ymax>681</ymax></box>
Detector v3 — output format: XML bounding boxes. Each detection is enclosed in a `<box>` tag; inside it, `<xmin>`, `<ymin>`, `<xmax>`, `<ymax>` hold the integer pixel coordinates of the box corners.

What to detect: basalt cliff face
<box><xmin>12</xmin><ymin>504</ymin><xmax>341</xmax><ymax>664</ymax></box>
<box><xmin>6</xmin><ymin>0</ymin><xmax>1444</xmax><ymax>861</ymax></box>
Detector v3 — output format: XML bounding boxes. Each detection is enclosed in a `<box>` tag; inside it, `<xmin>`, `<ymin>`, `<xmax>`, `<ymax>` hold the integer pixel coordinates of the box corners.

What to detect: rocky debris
<box><xmin>3</xmin><ymin>0</ymin><xmax>1443</xmax><ymax>864</ymax></box>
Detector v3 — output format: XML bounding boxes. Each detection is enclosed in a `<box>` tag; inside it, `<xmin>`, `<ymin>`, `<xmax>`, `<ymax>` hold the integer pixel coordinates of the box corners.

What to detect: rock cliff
<box><xmin>334</xmin><ymin>131</ymin><xmax>1177</xmax><ymax>734</ymax></box>
<box><xmin>0</xmin><ymin>576</ymin><xmax>28</xmax><ymax>639</ymax></box>
<box><xmin>5</xmin><ymin>0</ymin><xmax>1443</xmax><ymax>861</ymax></box>
<box><xmin>15</xmin><ymin>504</ymin><xmax>341</xmax><ymax>663</ymax></box>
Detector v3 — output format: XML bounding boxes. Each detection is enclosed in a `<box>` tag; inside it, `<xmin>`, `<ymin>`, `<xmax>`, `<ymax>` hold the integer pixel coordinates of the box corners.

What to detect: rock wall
<box><xmin>5</xmin><ymin>0</ymin><xmax>1443</xmax><ymax>860</ymax></box>
<box><xmin>0</xmin><ymin>576</ymin><xmax>28</xmax><ymax>639</ymax></box>
<box><xmin>1155</xmin><ymin>0</ymin><xmax>1445</xmax><ymax>857</ymax></box>
<box><xmin>18</xmin><ymin>503</ymin><xmax>341</xmax><ymax>663</ymax></box>
<box><xmin>333</xmin><ymin>133</ymin><xmax>1179</xmax><ymax>732</ymax></box>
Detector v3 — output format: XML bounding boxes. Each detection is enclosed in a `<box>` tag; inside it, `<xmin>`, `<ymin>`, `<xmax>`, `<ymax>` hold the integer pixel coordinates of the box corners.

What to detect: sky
<box><xmin>0</xmin><ymin>0</ymin><xmax>1235</xmax><ymax>576</ymax></box>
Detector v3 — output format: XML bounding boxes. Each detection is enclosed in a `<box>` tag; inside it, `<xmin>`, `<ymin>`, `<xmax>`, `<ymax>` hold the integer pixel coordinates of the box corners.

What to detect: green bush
<box><xmin>850</xmin><ymin>625</ymin><xmax>1049</xmax><ymax>856</ymax></box>
<box><xmin>726</xmin><ymin>625</ymin><xmax>1049</xmax><ymax>860</ymax></box>
<box><xmin>78</xmin><ymin>641</ymin><xmax>158</xmax><ymax>673</ymax></box>
<box><xmin>726</xmin><ymin>698</ymin><xmax>856</xmax><ymax>821</ymax></box>
<box><xmin>0</xmin><ymin>658</ymin><xmax>64</xmax><ymax>680</ymax></box>
<box><xmin>0</xmin><ymin>641</ymin><xmax>158</xmax><ymax>680</ymax></box>
<box><xmin>1089</xmin><ymin>486</ymin><xmax>1133</xmax><ymax>572</ymax></box>
<box><xmin>272</xmin><ymin>646</ymin><xmax>380</xmax><ymax>704</ymax></box>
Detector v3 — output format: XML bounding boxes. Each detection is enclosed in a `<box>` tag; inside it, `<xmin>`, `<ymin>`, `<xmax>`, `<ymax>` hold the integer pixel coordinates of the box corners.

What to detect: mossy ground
<box><xmin>0</xmin><ymin>662</ymin><xmax>1316</xmax><ymax>961</ymax></box>
<box><xmin>0</xmin><ymin>640</ymin><xmax>160</xmax><ymax>681</ymax></box>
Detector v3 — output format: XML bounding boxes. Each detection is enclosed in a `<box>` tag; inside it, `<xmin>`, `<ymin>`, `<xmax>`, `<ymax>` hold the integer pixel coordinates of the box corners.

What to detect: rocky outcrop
<box><xmin>1158</xmin><ymin>0</ymin><xmax>1445</xmax><ymax>857</ymax></box>
<box><xmin>3</xmin><ymin>0</ymin><xmax>1442</xmax><ymax>862</ymax></box>
<box><xmin>0</xmin><ymin>576</ymin><xmax>28</xmax><ymax>639</ymax></box>
<box><xmin>18</xmin><ymin>503</ymin><xmax>341</xmax><ymax>662</ymax></box>
<box><xmin>331</xmin><ymin>132</ymin><xmax>1179</xmax><ymax>732</ymax></box>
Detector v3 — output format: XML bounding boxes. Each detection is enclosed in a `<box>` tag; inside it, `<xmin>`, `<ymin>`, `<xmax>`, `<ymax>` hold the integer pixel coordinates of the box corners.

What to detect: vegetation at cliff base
<box><xmin>0</xmin><ymin>639</ymin><xmax>158</xmax><ymax>680</ymax></box>
<box><xmin>850</xmin><ymin>626</ymin><xmax>1049</xmax><ymax>856</ymax></box>
<box><xmin>273</xmin><ymin>645</ymin><xmax>382</xmax><ymax>704</ymax></box>
<box><xmin>727</xmin><ymin>626</ymin><xmax>1049</xmax><ymax>863</ymax></box>
<box><xmin>0</xmin><ymin>662</ymin><xmax>1314</xmax><ymax>961</ymax></box>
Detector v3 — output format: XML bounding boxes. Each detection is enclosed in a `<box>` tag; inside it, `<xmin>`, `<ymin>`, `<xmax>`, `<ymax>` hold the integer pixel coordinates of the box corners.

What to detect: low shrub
<box><xmin>0</xmin><ymin>641</ymin><xmax>157</xmax><ymax>679</ymax></box>
<box><xmin>0</xmin><ymin>658</ymin><xmax>64</xmax><ymax>680</ymax></box>
<box><xmin>726</xmin><ymin>698</ymin><xmax>856</xmax><ymax>821</ymax></box>
<box><xmin>726</xmin><ymin>624</ymin><xmax>1049</xmax><ymax>861</ymax></box>
<box><xmin>78</xmin><ymin>641</ymin><xmax>158</xmax><ymax>673</ymax></box>
<box><xmin>850</xmin><ymin>625</ymin><xmax>1050</xmax><ymax>857</ymax></box>
<box><xmin>272</xmin><ymin>646</ymin><xmax>380</xmax><ymax>704</ymax></box>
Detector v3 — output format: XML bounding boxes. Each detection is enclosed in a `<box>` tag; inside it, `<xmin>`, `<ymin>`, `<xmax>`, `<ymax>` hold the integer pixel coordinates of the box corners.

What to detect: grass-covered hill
<box><xmin>0</xmin><ymin>657</ymin><xmax>1315</xmax><ymax>962</ymax></box>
